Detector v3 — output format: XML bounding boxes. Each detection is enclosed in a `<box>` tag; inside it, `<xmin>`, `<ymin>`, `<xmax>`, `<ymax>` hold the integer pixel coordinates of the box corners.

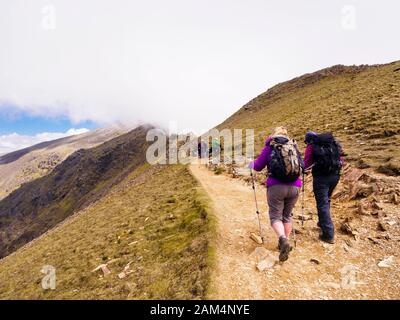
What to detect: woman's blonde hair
<box><xmin>271</xmin><ymin>126</ymin><xmax>288</xmax><ymax>138</ymax></box>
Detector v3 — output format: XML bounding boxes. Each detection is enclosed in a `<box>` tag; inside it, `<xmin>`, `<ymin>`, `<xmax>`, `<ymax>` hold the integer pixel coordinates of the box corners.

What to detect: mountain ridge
<box><xmin>0</xmin><ymin>125</ymin><xmax>130</xmax><ymax>200</ymax></box>
<box><xmin>0</xmin><ymin>125</ymin><xmax>153</xmax><ymax>258</ymax></box>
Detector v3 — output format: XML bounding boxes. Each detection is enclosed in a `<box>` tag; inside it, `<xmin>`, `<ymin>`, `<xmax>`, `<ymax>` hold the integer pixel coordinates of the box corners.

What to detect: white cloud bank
<box><xmin>0</xmin><ymin>128</ymin><xmax>89</xmax><ymax>155</ymax></box>
<box><xmin>0</xmin><ymin>1</ymin><xmax>399</xmax><ymax>133</ymax></box>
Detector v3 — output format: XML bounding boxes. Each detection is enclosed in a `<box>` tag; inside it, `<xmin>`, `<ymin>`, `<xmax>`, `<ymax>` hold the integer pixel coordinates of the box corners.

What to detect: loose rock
<box><xmin>341</xmin><ymin>222</ymin><xmax>354</xmax><ymax>235</ymax></box>
<box><xmin>377</xmin><ymin>221</ymin><xmax>388</xmax><ymax>232</ymax></box>
<box><xmin>250</xmin><ymin>232</ymin><xmax>263</xmax><ymax>244</ymax></box>
<box><xmin>378</xmin><ymin>256</ymin><xmax>395</xmax><ymax>268</ymax></box>
<box><xmin>256</xmin><ymin>257</ymin><xmax>276</xmax><ymax>271</ymax></box>
<box><xmin>390</xmin><ymin>193</ymin><xmax>399</xmax><ymax>205</ymax></box>
<box><xmin>250</xmin><ymin>247</ymin><xmax>270</xmax><ymax>262</ymax></box>
<box><xmin>350</xmin><ymin>183</ymin><xmax>374</xmax><ymax>200</ymax></box>
<box><xmin>92</xmin><ymin>264</ymin><xmax>111</xmax><ymax>276</ymax></box>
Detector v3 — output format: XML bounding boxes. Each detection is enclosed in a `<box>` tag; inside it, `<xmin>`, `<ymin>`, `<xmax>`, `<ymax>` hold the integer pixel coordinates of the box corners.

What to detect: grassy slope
<box><xmin>0</xmin><ymin>163</ymin><xmax>214</xmax><ymax>299</ymax></box>
<box><xmin>217</xmin><ymin>61</ymin><xmax>400</xmax><ymax>174</ymax></box>
<box><xmin>0</xmin><ymin>126</ymin><xmax>150</xmax><ymax>258</ymax></box>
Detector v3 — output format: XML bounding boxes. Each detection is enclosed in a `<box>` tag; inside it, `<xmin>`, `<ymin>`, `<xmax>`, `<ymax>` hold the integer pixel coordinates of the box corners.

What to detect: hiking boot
<box><xmin>278</xmin><ymin>237</ymin><xmax>291</xmax><ymax>262</ymax></box>
<box><xmin>277</xmin><ymin>242</ymin><xmax>294</xmax><ymax>251</ymax></box>
<box><xmin>319</xmin><ymin>234</ymin><xmax>335</xmax><ymax>244</ymax></box>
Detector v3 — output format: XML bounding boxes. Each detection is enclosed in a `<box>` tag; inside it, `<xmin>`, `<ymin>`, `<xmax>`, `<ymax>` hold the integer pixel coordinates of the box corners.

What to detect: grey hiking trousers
<box><xmin>267</xmin><ymin>185</ymin><xmax>300</xmax><ymax>225</ymax></box>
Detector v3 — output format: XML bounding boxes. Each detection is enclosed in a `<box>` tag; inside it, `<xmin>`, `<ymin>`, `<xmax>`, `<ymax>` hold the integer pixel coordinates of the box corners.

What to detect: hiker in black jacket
<box><xmin>304</xmin><ymin>132</ymin><xmax>344</xmax><ymax>244</ymax></box>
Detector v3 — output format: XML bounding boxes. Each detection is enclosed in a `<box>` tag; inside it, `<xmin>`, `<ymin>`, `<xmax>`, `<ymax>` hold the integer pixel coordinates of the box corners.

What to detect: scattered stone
<box><xmin>372</xmin><ymin>201</ymin><xmax>383</xmax><ymax>210</ymax></box>
<box><xmin>344</xmin><ymin>239</ymin><xmax>354</xmax><ymax>247</ymax></box>
<box><xmin>92</xmin><ymin>264</ymin><xmax>111</xmax><ymax>276</ymax></box>
<box><xmin>340</xmin><ymin>222</ymin><xmax>354</xmax><ymax>235</ymax></box>
<box><xmin>344</xmin><ymin>168</ymin><xmax>365</xmax><ymax>183</ymax></box>
<box><xmin>250</xmin><ymin>247</ymin><xmax>277</xmax><ymax>271</ymax></box>
<box><xmin>368</xmin><ymin>237</ymin><xmax>380</xmax><ymax>245</ymax></box>
<box><xmin>310</xmin><ymin>258</ymin><xmax>321</xmax><ymax>265</ymax></box>
<box><xmin>250</xmin><ymin>247</ymin><xmax>270</xmax><ymax>262</ymax></box>
<box><xmin>256</xmin><ymin>257</ymin><xmax>276</xmax><ymax>271</ymax></box>
<box><xmin>371</xmin><ymin>195</ymin><xmax>380</xmax><ymax>202</ymax></box>
<box><xmin>390</xmin><ymin>193</ymin><xmax>399</xmax><ymax>205</ymax></box>
<box><xmin>357</xmin><ymin>200</ymin><xmax>369</xmax><ymax>215</ymax></box>
<box><xmin>332</xmin><ymin>187</ymin><xmax>347</xmax><ymax>200</ymax></box>
<box><xmin>250</xmin><ymin>232</ymin><xmax>263</xmax><ymax>244</ymax></box>
<box><xmin>350</xmin><ymin>183</ymin><xmax>374</xmax><ymax>200</ymax></box>
<box><xmin>377</xmin><ymin>221</ymin><xmax>388</xmax><ymax>232</ymax></box>
<box><xmin>378</xmin><ymin>256</ymin><xmax>395</xmax><ymax>268</ymax></box>
<box><xmin>168</xmin><ymin>213</ymin><xmax>175</xmax><ymax>220</ymax></box>
<box><xmin>387</xmin><ymin>220</ymin><xmax>396</xmax><ymax>226</ymax></box>
<box><xmin>117</xmin><ymin>261</ymin><xmax>134</xmax><ymax>279</ymax></box>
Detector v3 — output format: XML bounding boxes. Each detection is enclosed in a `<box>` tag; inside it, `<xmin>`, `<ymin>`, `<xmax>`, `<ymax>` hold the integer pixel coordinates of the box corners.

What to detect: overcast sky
<box><xmin>0</xmin><ymin>0</ymin><xmax>399</xmax><ymax>151</ymax></box>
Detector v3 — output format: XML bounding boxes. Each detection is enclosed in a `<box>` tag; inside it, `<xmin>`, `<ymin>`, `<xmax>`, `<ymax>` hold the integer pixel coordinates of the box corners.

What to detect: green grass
<box><xmin>0</xmin><ymin>164</ymin><xmax>214</xmax><ymax>300</ymax></box>
<box><xmin>216</xmin><ymin>61</ymin><xmax>400</xmax><ymax>175</ymax></box>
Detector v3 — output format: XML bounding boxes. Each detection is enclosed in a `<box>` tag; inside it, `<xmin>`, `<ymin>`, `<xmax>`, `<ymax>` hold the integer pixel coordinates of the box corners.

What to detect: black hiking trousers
<box><xmin>313</xmin><ymin>173</ymin><xmax>340</xmax><ymax>239</ymax></box>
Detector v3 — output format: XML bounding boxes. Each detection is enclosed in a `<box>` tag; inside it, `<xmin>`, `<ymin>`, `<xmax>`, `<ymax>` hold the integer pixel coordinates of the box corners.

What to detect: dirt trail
<box><xmin>189</xmin><ymin>164</ymin><xmax>399</xmax><ymax>300</ymax></box>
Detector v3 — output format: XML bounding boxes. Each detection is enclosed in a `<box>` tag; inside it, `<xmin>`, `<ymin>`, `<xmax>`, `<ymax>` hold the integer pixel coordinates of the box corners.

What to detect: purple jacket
<box><xmin>250</xmin><ymin>136</ymin><xmax>302</xmax><ymax>188</ymax></box>
<box><xmin>304</xmin><ymin>144</ymin><xmax>314</xmax><ymax>170</ymax></box>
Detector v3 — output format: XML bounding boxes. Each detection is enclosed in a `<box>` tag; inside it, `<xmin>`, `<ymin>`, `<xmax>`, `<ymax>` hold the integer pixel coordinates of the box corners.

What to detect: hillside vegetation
<box><xmin>0</xmin><ymin>126</ymin><xmax>129</xmax><ymax>200</ymax></box>
<box><xmin>0</xmin><ymin>126</ymin><xmax>150</xmax><ymax>258</ymax></box>
<box><xmin>0</xmin><ymin>164</ymin><xmax>213</xmax><ymax>299</ymax></box>
<box><xmin>217</xmin><ymin>61</ymin><xmax>400</xmax><ymax>175</ymax></box>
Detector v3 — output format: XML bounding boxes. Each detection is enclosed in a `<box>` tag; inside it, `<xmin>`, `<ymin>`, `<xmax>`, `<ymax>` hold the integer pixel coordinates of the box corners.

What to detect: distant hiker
<box><xmin>304</xmin><ymin>131</ymin><xmax>344</xmax><ymax>244</ymax></box>
<box><xmin>209</xmin><ymin>138</ymin><xmax>222</xmax><ymax>162</ymax></box>
<box><xmin>198</xmin><ymin>140</ymin><xmax>208</xmax><ymax>158</ymax></box>
<box><xmin>249</xmin><ymin>127</ymin><xmax>304</xmax><ymax>261</ymax></box>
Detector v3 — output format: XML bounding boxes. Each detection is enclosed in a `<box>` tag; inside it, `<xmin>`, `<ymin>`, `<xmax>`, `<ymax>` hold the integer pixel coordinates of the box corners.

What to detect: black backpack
<box><xmin>269</xmin><ymin>136</ymin><xmax>304</xmax><ymax>182</ymax></box>
<box><xmin>312</xmin><ymin>133</ymin><xmax>342</xmax><ymax>175</ymax></box>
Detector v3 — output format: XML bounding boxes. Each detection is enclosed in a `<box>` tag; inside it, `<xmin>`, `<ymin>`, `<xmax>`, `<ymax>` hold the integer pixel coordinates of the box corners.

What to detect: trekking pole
<box><xmin>292</xmin><ymin>213</ymin><xmax>297</xmax><ymax>248</ymax></box>
<box><xmin>250</xmin><ymin>169</ymin><xmax>264</xmax><ymax>243</ymax></box>
<box><xmin>301</xmin><ymin>164</ymin><xmax>315</xmax><ymax>227</ymax></box>
<box><xmin>301</xmin><ymin>168</ymin><xmax>305</xmax><ymax>228</ymax></box>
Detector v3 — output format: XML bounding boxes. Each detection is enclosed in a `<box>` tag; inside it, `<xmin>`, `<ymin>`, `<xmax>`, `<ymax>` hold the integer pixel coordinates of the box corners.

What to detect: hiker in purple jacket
<box><xmin>249</xmin><ymin>127</ymin><xmax>302</xmax><ymax>262</ymax></box>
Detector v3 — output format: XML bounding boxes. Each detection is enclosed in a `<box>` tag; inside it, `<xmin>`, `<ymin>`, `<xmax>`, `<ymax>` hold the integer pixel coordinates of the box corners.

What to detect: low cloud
<box><xmin>0</xmin><ymin>128</ymin><xmax>89</xmax><ymax>155</ymax></box>
<box><xmin>1</xmin><ymin>1</ymin><xmax>399</xmax><ymax>134</ymax></box>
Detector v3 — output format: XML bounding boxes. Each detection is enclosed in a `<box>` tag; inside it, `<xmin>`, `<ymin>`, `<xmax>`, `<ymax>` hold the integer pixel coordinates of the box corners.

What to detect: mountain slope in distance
<box><xmin>0</xmin><ymin>125</ymin><xmax>152</xmax><ymax>259</ymax></box>
<box><xmin>0</xmin><ymin>125</ymin><xmax>130</xmax><ymax>200</ymax></box>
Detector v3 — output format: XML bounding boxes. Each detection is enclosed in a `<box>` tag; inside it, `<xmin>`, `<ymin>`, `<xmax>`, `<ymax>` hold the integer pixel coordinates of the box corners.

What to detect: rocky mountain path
<box><xmin>189</xmin><ymin>163</ymin><xmax>399</xmax><ymax>300</ymax></box>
